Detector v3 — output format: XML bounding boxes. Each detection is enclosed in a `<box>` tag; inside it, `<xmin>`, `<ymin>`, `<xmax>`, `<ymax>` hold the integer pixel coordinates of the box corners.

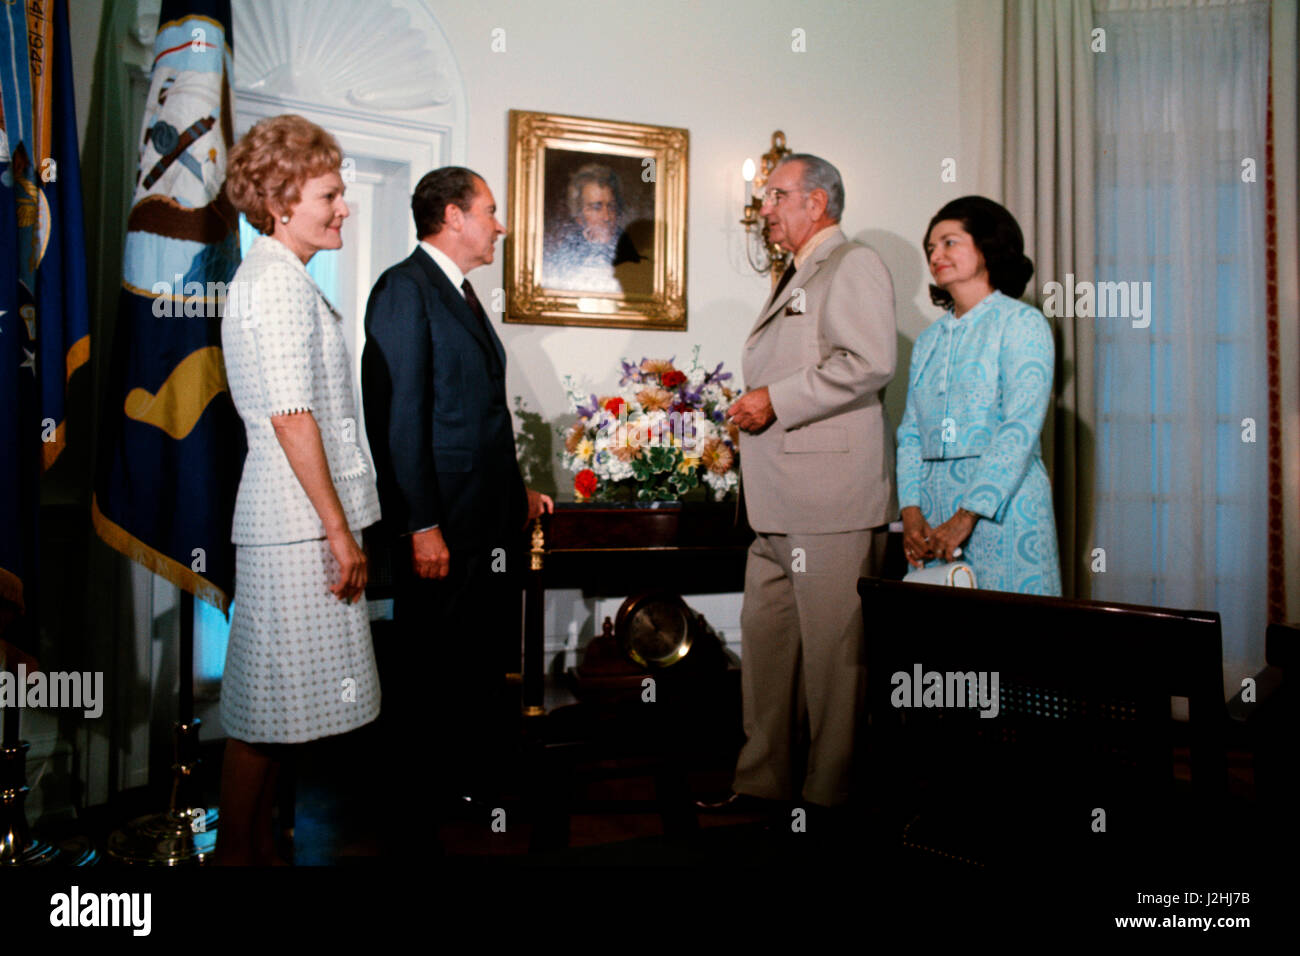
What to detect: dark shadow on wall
<box><xmin>513</xmin><ymin>396</ymin><xmax>559</xmax><ymax>499</ymax></box>
<box><xmin>855</xmin><ymin>228</ymin><xmax>932</xmax><ymax>436</ymax></box>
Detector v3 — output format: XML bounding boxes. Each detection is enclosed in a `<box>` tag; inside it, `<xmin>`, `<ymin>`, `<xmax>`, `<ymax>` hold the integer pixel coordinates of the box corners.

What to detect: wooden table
<box><xmin>520</xmin><ymin>500</ymin><xmax>753</xmax><ymax>715</ymax></box>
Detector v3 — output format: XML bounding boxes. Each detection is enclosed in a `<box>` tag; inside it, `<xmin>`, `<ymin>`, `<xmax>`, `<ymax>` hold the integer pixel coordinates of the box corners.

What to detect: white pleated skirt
<box><xmin>220</xmin><ymin>536</ymin><xmax>381</xmax><ymax>744</ymax></box>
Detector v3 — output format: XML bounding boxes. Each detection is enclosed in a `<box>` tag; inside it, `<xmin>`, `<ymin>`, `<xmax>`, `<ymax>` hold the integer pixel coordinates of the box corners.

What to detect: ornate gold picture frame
<box><xmin>505</xmin><ymin>110</ymin><xmax>688</xmax><ymax>330</ymax></box>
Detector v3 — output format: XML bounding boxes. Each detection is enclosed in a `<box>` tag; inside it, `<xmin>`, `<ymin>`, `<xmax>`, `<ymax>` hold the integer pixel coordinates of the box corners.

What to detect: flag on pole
<box><xmin>92</xmin><ymin>0</ymin><xmax>243</xmax><ymax>613</ymax></box>
<box><xmin>0</xmin><ymin>40</ymin><xmax>37</xmax><ymax>616</ymax></box>
<box><xmin>31</xmin><ymin>0</ymin><xmax>91</xmax><ymax>471</ymax></box>
<box><xmin>0</xmin><ymin>0</ymin><xmax>90</xmax><ymax>618</ymax></box>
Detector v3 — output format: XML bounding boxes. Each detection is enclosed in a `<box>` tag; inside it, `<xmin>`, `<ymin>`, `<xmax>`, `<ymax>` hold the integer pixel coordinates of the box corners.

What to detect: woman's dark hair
<box><xmin>412</xmin><ymin>166</ymin><xmax>482</xmax><ymax>238</ymax></box>
<box><xmin>923</xmin><ymin>195</ymin><xmax>1034</xmax><ymax>310</ymax></box>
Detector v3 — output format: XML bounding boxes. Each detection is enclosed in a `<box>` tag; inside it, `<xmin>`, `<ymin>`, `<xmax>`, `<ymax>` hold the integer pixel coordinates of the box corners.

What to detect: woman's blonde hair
<box><xmin>225</xmin><ymin>114</ymin><xmax>343</xmax><ymax>235</ymax></box>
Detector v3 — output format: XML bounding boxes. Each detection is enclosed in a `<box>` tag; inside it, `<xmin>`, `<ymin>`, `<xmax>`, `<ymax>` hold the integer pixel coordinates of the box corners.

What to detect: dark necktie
<box><xmin>461</xmin><ymin>278</ymin><xmax>490</xmax><ymax>330</ymax></box>
<box><xmin>461</xmin><ymin>279</ymin><xmax>502</xmax><ymax>372</ymax></box>
<box><xmin>771</xmin><ymin>261</ymin><xmax>797</xmax><ymax>301</ymax></box>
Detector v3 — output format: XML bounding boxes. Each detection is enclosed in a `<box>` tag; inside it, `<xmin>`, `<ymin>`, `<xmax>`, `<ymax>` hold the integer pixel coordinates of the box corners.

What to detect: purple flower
<box><xmin>618</xmin><ymin>358</ymin><xmax>642</xmax><ymax>386</ymax></box>
<box><xmin>706</xmin><ymin>362</ymin><xmax>733</xmax><ymax>384</ymax></box>
<box><xmin>576</xmin><ymin>393</ymin><xmax>601</xmax><ymax>419</ymax></box>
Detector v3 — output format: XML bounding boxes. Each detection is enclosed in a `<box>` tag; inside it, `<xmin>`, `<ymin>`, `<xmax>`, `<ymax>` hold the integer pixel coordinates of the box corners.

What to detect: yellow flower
<box><xmin>677</xmin><ymin>455</ymin><xmax>696</xmax><ymax>475</ymax></box>
<box><xmin>576</xmin><ymin>438</ymin><xmax>594</xmax><ymax>461</ymax></box>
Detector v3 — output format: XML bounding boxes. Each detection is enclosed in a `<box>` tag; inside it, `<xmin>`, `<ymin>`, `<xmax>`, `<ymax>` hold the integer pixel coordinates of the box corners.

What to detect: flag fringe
<box><xmin>91</xmin><ymin>493</ymin><xmax>231</xmax><ymax>614</ymax></box>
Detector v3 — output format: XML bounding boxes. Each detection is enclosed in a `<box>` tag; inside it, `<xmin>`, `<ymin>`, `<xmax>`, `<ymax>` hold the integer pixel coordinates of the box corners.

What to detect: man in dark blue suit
<box><xmin>362</xmin><ymin>167</ymin><xmax>552</xmax><ymax>827</ymax></box>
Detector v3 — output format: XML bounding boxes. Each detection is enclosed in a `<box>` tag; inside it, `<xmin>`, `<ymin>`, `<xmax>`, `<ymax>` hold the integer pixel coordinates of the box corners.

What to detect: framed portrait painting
<box><xmin>505</xmin><ymin>110</ymin><xmax>688</xmax><ymax>330</ymax></box>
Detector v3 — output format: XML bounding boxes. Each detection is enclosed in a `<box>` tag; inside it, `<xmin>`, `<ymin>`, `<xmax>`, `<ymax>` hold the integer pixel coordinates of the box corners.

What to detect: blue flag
<box><xmin>0</xmin><ymin>55</ymin><xmax>36</xmax><ymax>616</ymax></box>
<box><xmin>93</xmin><ymin>0</ymin><xmax>243</xmax><ymax>612</ymax></box>
<box><xmin>0</xmin><ymin>0</ymin><xmax>89</xmax><ymax>619</ymax></box>
<box><xmin>33</xmin><ymin>0</ymin><xmax>91</xmax><ymax>470</ymax></box>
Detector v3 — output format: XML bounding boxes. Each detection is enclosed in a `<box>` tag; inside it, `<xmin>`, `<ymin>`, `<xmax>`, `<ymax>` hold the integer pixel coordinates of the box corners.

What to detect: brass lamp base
<box><xmin>0</xmin><ymin>832</ymin><xmax>98</xmax><ymax>867</ymax></box>
<box><xmin>0</xmin><ymin>741</ymin><xmax>100</xmax><ymax>866</ymax></box>
<box><xmin>1</xmin><ymin>833</ymin><xmax>99</xmax><ymax>866</ymax></box>
<box><xmin>107</xmin><ymin>719</ymin><xmax>217</xmax><ymax>865</ymax></box>
<box><xmin>107</xmin><ymin>808</ymin><xmax>218</xmax><ymax>865</ymax></box>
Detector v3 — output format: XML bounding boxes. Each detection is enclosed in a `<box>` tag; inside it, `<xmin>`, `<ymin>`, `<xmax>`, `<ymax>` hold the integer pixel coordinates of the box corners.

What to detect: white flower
<box><xmin>703</xmin><ymin>469</ymin><xmax>738</xmax><ymax>500</ymax></box>
<box><xmin>606</xmin><ymin>457</ymin><xmax>635</xmax><ymax>482</ymax></box>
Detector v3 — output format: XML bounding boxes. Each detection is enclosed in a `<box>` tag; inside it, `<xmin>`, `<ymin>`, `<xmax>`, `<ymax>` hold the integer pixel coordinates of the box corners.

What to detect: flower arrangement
<box><xmin>562</xmin><ymin>347</ymin><xmax>741</xmax><ymax>502</ymax></box>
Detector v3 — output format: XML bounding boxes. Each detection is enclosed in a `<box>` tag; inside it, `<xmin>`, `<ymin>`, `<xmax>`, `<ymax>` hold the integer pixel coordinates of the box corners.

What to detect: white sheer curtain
<box><xmin>1001</xmin><ymin>0</ymin><xmax>1097</xmax><ymax>600</ymax></box>
<box><xmin>1092</xmin><ymin>0</ymin><xmax>1270</xmax><ymax>698</ymax></box>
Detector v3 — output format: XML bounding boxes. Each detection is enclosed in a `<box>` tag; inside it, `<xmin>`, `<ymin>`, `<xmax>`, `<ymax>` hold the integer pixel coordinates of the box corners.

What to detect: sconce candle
<box><xmin>740</xmin><ymin>132</ymin><xmax>791</xmax><ymax>275</ymax></box>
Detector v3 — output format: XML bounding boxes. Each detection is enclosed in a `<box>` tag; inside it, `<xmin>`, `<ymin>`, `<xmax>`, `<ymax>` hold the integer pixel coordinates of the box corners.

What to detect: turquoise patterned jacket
<box><xmin>896</xmin><ymin>291</ymin><xmax>1055</xmax><ymax>522</ymax></box>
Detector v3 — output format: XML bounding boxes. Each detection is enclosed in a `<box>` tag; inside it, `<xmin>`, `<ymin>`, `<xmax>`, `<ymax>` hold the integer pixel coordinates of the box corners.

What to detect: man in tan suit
<box><xmin>724</xmin><ymin>154</ymin><xmax>897</xmax><ymax>811</ymax></box>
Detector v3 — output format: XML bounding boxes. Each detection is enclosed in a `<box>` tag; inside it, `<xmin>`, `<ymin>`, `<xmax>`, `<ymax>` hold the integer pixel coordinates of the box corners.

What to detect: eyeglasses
<box><xmin>762</xmin><ymin>187</ymin><xmax>804</xmax><ymax>207</ymax></box>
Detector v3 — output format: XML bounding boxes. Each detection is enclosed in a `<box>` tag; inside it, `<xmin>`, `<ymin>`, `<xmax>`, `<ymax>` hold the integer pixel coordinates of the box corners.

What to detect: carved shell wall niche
<box><xmin>231</xmin><ymin>0</ymin><xmax>456</xmax><ymax>112</ymax></box>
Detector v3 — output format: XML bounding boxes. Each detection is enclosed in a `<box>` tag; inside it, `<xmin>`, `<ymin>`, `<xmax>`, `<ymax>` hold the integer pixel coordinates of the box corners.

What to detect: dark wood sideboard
<box><xmin>519</xmin><ymin>501</ymin><xmax>754</xmax><ymax>714</ymax></box>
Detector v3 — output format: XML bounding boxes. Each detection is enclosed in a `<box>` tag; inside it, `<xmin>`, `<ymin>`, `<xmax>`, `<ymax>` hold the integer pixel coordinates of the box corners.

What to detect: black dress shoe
<box><xmin>694</xmin><ymin>792</ymin><xmax>773</xmax><ymax>813</ymax></box>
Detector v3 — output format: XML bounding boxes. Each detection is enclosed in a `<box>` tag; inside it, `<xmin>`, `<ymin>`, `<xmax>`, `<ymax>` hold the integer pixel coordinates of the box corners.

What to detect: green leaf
<box><xmin>649</xmin><ymin>446</ymin><xmax>675</xmax><ymax>472</ymax></box>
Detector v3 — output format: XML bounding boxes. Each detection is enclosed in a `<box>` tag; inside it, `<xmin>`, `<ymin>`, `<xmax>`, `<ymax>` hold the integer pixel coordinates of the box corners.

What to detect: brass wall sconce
<box><xmin>740</xmin><ymin>130</ymin><xmax>792</xmax><ymax>280</ymax></box>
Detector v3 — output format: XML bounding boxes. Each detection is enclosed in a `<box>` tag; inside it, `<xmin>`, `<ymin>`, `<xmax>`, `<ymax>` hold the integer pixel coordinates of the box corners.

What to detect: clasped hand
<box><xmin>901</xmin><ymin>505</ymin><xmax>976</xmax><ymax>568</ymax></box>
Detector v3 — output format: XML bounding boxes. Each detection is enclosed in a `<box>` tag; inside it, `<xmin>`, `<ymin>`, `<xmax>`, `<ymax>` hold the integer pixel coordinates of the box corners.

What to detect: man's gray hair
<box><xmin>776</xmin><ymin>153</ymin><xmax>844</xmax><ymax>221</ymax></box>
<box><xmin>566</xmin><ymin>162</ymin><xmax>624</xmax><ymax>221</ymax></box>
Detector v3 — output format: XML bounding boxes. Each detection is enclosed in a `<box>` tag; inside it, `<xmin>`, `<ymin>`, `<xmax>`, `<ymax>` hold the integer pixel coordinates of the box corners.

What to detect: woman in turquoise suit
<box><xmin>896</xmin><ymin>196</ymin><xmax>1061</xmax><ymax>595</ymax></box>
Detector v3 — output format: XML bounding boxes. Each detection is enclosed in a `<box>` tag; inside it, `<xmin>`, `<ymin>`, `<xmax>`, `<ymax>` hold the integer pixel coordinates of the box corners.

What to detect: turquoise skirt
<box><xmin>915</xmin><ymin>455</ymin><xmax>1062</xmax><ymax>596</ymax></box>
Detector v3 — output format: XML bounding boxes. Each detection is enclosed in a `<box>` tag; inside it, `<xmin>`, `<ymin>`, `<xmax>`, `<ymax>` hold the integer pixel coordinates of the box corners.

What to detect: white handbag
<box><xmin>904</xmin><ymin>546</ymin><xmax>977</xmax><ymax>582</ymax></box>
<box><xmin>888</xmin><ymin>522</ymin><xmax>978</xmax><ymax>587</ymax></box>
<box><xmin>902</xmin><ymin>560</ymin><xmax>977</xmax><ymax>588</ymax></box>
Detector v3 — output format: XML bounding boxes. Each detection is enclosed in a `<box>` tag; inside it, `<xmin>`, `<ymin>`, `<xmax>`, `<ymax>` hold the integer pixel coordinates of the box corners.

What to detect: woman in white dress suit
<box><xmin>216</xmin><ymin>114</ymin><xmax>381</xmax><ymax>864</ymax></box>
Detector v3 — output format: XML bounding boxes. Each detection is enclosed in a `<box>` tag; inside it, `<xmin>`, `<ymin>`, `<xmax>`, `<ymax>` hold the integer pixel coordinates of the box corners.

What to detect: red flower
<box><xmin>603</xmin><ymin>396</ymin><xmax>627</xmax><ymax>417</ymax></box>
<box><xmin>574</xmin><ymin>468</ymin><xmax>598</xmax><ymax>498</ymax></box>
<box><xmin>661</xmin><ymin>369</ymin><xmax>686</xmax><ymax>388</ymax></box>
